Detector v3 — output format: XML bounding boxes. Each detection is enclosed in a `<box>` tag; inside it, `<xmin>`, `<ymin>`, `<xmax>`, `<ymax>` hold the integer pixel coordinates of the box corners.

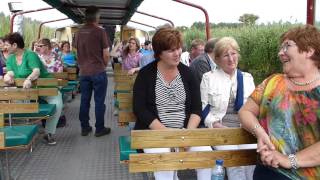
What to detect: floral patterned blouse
<box><xmin>251</xmin><ymin>74</ymin><xmax>320</xmax><ymax>180</ymax></box>
<box><xmin>39</xmin><ymin>51</ymin><xmax>63</xmax><ymax>73</ymax></box>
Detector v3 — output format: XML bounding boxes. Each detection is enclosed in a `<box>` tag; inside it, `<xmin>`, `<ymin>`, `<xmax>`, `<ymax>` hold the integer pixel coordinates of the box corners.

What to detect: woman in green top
<box><xmin>3</xmin><ymin>33</ymin><xmax>62</xmax><ymax>146</ymax></box>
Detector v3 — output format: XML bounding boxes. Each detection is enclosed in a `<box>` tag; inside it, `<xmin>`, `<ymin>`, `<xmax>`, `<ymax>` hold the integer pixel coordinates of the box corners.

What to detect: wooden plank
<box><xmin>66</xmin><ymin>67</ymin><xmax>77</xmax><ymax>73</ymax></box>
<box><xmin>0</xmin><ymin>113</ymin><xmax>3</xmax><ymax>127</ymax></box>
<box><xmin>114</xmin><ymin>63</ymin><xmax>121</xmax><ymax>71</ymax></box>
<box><xmin>119</xmin><ymin>101</ymin><xmax>133</xmax><ymax>110</ymax></box>
<box><xmin>52</xmin><ymin>72</ymin><xmax>68</xmax><ymax>79</ymax></box>
<box><xmin>119</xmin><ymin>111</ymin><xmax>136</xmax><ymax>123</ymax></box>
<box><xmin>38</xmin><ymin>88</ymin><xmax>58</xmax><ymax>96</ymax></box>
<box><xmin>117</xmin><ymin>93</ymin><xmax>133</xmax><ymax>101</ymax></box>
<box><xmin>68</xmin><ymin>74</ymin><xmax>77</xmax><ymax>80</ymax></box>
<box><xmin>0</xmin><ymin>103</ymin><xmax>39</xmax><ymax>113</ymax></box>
<box><xmin>131</xmin><ymin>128</ymin><xmax>256</xmax><ymax>149</ymax></box>
<box><xmin>115</xmin><ymin>83</ymin><xmax>134</xmax><ymax>91</ymax></box>
<box><xmin>129</xmin><ymin>150</ymin><xmax>257</xmax><ymax>172</ymax></box>
<box><xmin>0</xmin><ymin>89</ymin><xmax>38</xmax><ymax>100</ymax></box>
<box><xmin>0</xmin><ymin>132</ymin><xmax>4</xmax><ymax>149</ymax></box>
<box><xmin>114</xmin><ymin>78</ymin><xmax>135</xmax><ymax>84</ymax></box>
<box><xmin>58</xmin><ymin>79</ymin><xmax>68</xmax><ymax>86</ymax></box>
<box><xmin>0</xmin><ymin>78</ymin><xmax>58</xmax><ymax>87</ymax></box>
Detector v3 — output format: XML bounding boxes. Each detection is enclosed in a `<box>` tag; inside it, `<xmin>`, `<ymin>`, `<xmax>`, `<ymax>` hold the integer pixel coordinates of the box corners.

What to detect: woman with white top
<box><xmin>200</xmin><ymin>37</ymin><xmax>256</xmax><ymax>180</ymax></box>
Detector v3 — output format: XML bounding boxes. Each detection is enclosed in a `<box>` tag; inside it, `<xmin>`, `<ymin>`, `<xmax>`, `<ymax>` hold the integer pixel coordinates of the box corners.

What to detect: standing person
<box><xmin>239</xmin><ymin>25</ymin><xmax>320</xmax><ymax>179</ymax></box>
<box><xmin>73</xmin><ymin>6</ymin><xmax>111</xmax><ymax>137</ymax></box>
<box><xmin>121</xmin><ymin>37</ymin><xmax>142</xmax><ymax>75</ymax></box>
<box><xmin>133</xmin><ymin>27</ymin><xmax>212</xmax><ymax>180</ymax></box>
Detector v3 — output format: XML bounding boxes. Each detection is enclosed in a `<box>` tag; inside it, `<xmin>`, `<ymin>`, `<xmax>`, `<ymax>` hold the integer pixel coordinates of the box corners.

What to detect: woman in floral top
<box><xmin>239</xmin><ymin>25</ymin><xmax>320</xmax><ymax>180</ymax></box>
<box><xmin>121</xmin><ymin>37</ymin><xmax>142</xmax><ymax>75</ymax></box>
<box><xmin>37</xmin><ymin>38</ymin><xmax>63</xmax><ymax>73</ymax></box>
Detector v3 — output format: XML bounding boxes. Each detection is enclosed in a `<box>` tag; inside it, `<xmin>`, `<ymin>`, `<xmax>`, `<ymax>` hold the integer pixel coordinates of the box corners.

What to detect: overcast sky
<box><xmin>0</xmin><ymin>0</ymin><xmax>319</xmax><ymax>31</ymax></box>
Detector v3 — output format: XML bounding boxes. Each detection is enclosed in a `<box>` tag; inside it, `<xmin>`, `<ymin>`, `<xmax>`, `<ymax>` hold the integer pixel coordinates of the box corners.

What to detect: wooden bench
<box><xmin>0</xmin><ymin>87</ymin><xmax>41</xmax><ymax>179</ymax></box>
<box><xmin>52</xmin><ymin>72</ymin><xmax>78</xmax><ymax>101</ymax></box>
<box><xmin>0</xmin><ymin>78</ymin><xmax>59</xmax><ymax>124</ymax></box>
<box><xmin>129</xmin><ymin>128</ymin><xmax>257</xmax><ymax>173</ymax></box>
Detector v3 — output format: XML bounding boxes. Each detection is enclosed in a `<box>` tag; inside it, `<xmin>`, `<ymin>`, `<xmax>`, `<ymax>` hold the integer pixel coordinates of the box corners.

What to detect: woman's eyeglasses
<box><xmin>37</xmin><ymin>44</ymin><xmax>47</xmax><ymax>48</ymax></box>
<box><xmin>279</xmin><ymin>42</ymin><xmax>296</xmax><ymax>53</ymax></box>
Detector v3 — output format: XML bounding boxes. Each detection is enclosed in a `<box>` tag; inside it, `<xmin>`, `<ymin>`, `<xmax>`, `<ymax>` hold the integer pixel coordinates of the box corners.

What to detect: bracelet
<box><xmin>251</xmin><ymin>124</ymin><xmax>261</xmax><ymax>136</ymax></box>
<box><xmin>288</xmin><ymin>154</ymin><xmax>299</xmax><ymax>169</ymax></box>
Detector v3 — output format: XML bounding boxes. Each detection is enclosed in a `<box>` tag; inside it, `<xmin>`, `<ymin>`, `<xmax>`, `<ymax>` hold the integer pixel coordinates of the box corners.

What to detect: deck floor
<box><xmin>2</xmin><ymin>72</ymin><xmax>196</xmax><ymax>180</ymax></box>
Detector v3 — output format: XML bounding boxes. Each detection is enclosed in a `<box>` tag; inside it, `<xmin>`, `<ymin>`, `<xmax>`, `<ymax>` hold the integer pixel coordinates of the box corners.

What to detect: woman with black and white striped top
<box><xmin>133</xmin><ymin>27</ymin><xmax>212</xmax><ymax>180</ymax></box>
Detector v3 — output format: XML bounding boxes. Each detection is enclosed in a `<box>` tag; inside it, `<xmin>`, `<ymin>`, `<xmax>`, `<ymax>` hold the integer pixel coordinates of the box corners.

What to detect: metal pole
<box><xmin>306</xmin><ymin>0</ymin><xmax>315</xmax><ymax>25</ymax></box>
<box><xmin>136</xmin><ymin>11</ymin><xmax>174</xmax><ymax>27</ymax></box>
<box><xmin>129</xmin><ymin>20</ymin><xmax>156</xmax><ymax>29</ymax></box>
<box><xmin>172</xmin><ymin>0</ymin><xmax>210</xmax><ymax>40</ymax></box>
<box><xmin>10</xmin><ymin>7</ymin><xmax>54</xmax><ymax>33</ymax></box>
<box><xmin>38</xmin><ymin>18</ymin><xmax>69</xmax><ymax>39</ymax></box>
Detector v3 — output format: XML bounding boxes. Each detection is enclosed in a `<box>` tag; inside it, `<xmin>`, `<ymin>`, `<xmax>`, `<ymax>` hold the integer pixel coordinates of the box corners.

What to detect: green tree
<box><xmin>239</xmin><ymin>13</ymin><xmax>259</xmax><ymax>25</ymax></box>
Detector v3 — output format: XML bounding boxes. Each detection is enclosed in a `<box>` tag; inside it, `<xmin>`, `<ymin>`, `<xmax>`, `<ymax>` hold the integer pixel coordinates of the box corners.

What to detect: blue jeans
<box><xmin>79</xmin><ymin>71</ymin><xmax>107</xmax><ymax>132</ymax></box>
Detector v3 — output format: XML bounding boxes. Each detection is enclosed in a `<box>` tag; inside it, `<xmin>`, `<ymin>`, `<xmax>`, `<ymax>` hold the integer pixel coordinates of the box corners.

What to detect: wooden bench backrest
<box><xmin>52</xmin><ymin>72</ymin><xmax>69</xmax><ymax>86</ymax></box>
<box><xmin>65</xmin><ymin>67</ymin><xmax>77</xmax><ymax>80</ymax></box>
<box><xmin>0</xmin><ymin>88</ymin><xmax>39</xmax><ymax>114</ymax></box>
<box><xmin>0</xmin><ymin>78</ymin><xmax>58</xmax><ymax>97</ymax></box>
<box><xmin>129</xmin><ymin>128</ymin><xmax>257</xmax><ymax>172</ymax></box>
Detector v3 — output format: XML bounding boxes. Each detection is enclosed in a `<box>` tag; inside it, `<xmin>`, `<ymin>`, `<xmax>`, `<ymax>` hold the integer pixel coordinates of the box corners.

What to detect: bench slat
<box><xmin>0</xmin><ymin>89</ymin><xmax>38</xmax><ymax>100</ymax></box>
<box><xmin>119</xmin><ymin>101</ymin><xmax>133</xmax><ymax>110</ymax></box>
<box><xmin>131</xmin><ymin>128</ymin><xmax>256</xmax><ymax>149</ymax></box>
<box><xmin>0</xmin><ymin>132</ymin><xmax>4</xmax><ymax>149</ymax></box>
<box><xmin>0</xmin><ymin>113</ymin><xmax>3</xmax><ymax>127</ymax></box>
<box><xmin>129</xmin><ymin>149</ymin><xmax>257</xmax><ymax>172</ymax></box>
<box><xmin>52</xmin><ymin>72</ymin><xmax>68</xmax><ymax>79</ymax></box>
<box><xmin>38</xmin><ymin>88</ymin><xmax>58</xmax><ymax>96</ymax></box>
<box><xmin>0</xmin><ymin>103</ymin><xmax>39</xmax><ymax>113</ymax></box>
<box><xmin>116</xmin><ymin>93</ymin><xmax>133</xmax><ymax>101</ymax></box>
<box><xmin>66</xmin><ymin>67</ymin><xmax>77</xmax><ymax>73</ymax></box>
<box><xmin>0</xmin><ymin>78</ymin><xmax>58</xmax><ymax>87</ymax></box>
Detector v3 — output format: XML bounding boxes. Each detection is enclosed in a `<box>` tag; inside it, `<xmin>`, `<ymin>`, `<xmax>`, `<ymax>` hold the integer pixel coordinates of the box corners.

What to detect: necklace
<box><xmin>289</xmin><ymin>74</ymin><xmax>320</xmax><ymax>86</ymax></box>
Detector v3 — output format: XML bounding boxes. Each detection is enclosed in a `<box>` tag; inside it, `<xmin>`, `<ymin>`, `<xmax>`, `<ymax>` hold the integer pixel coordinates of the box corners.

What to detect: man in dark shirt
<box><xmin>189</xmin><ymin>38</ymin><xmax>219</xmax><ymax>84</ymax></box>
<box><xmin>73</xmin><ymin>6</ymin><xmax>111</xmax><ymax>137</ymax></box>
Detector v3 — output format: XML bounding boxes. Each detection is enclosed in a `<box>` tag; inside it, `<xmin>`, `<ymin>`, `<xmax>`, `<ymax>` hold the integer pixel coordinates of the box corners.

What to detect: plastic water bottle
<box><xmin>211</xmin><ymin>159</ymin><xmax>225</xmax><ymax>180</ymax></box>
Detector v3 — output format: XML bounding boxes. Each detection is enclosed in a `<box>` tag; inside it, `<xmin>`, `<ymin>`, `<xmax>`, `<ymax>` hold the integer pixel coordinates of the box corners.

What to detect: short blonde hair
<box><xmin>214</xmin><ymin>37</ymin><xmax>240</xmax><ymax>58</ymax></box>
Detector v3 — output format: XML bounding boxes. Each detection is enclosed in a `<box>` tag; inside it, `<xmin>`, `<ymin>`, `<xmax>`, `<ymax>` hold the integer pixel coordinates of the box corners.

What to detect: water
<box><xmin>211</xmin><ymin>159</ymin><xmax>225</xmax><ymax>180</ymax></box>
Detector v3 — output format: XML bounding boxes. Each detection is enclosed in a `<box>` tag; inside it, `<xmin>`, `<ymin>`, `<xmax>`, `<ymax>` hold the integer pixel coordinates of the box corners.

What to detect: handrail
<box><xmin>172</xmin><ymin>0</ymin><xmax>210</xmax><ymax>40</ymax></box>
<box><xmin>38</xmin><ymin>18</ymin><xmax>69</xmax><ymax>39</ymax></box>
<box><xmin>136</xmin><ymin>11</ymin><xmax>174</xmax><ymax>27</ymax></box>
<box><xmin>10</xmin><ymin>7</ymin><xmax>54</xmax><ymax>33</ymax></box>
<box><xmin>129</xmin><ymin>20</ymin><xmax>156</xmax><ymax>29</ymax></box>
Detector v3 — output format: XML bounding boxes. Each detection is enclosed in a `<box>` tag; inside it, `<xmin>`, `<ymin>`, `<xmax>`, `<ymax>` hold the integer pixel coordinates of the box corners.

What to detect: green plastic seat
<box><xmin>119</xmin><ymin>136</ymin><xmax>137</xmax><ymax>161</ymax></box>
<box><xmin>60</xmin><ymin>85</ymin><xmax>75</xmax><ymax>93</ymax></box>
<box><xmin>5</xmin><ymin>104</ymin><xmax>56</xmax><ymax>118</ymax></box>
<box><xmin>68</xmin><ymin>81</ymin><xmax>79</xmax><ymax>86</ymax></box>
<box><xmin>0</xmin><ymin>125</ymin><xmax>38</xmax><ymax>147</ymax></box>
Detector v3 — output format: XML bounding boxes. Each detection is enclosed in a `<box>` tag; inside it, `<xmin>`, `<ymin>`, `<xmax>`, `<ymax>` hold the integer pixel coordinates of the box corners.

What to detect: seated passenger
<box><xmin>37</xmin><ymin>38</ymin><xmax>63</xmax><ymax>73</ymax></box>
<box><xmin>133</xmin><ymin>27</ymin><xmax>212</xmax><ymax>180</ymax></box>
<box><xmin>200</xmin><ymin>37</ymin><xmax>256</xmax><ymax>180</ymax></box>
<box><xmin>121</xmin><ymin>37</ymin><xmax>142</xmax><ymax>75</ymax></box>
<box><xmin>59</xmin><ymin>41</ymin><xmax>77</xmax><ymax>67</ymax></box>
<box><xmin>3</xmin><ymin>33</ymin><xmax>63</xmax><ymax>145</ymax></box>
<box><xmin>139</xmin><ymin>40</ymin><xmax>155</xmax><ymax>68</ymax></box>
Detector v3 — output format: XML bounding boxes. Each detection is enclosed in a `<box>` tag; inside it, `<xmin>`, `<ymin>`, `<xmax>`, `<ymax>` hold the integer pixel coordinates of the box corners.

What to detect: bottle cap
<box><xmin>216</xmin><ymin>159</ymin><xmax>224</xmax><ymax>166</ymax></box>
